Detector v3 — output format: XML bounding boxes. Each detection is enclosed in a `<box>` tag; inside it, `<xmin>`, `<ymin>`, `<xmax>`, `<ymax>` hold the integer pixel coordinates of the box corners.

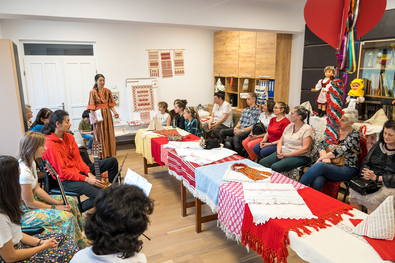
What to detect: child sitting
<box><xmin>155</xmin><ymin>101</ymin><xmax>171</xmax><ymax>126</ymax></box>
<box><xmin>183</xmin><ymin>106</ymin><xmax>203</xmax><ymax>137</ymax></box>
<box><xmin>79</xmin><ymin>110</ymin><xmax>94</xmax><ymax>154</ymax></box>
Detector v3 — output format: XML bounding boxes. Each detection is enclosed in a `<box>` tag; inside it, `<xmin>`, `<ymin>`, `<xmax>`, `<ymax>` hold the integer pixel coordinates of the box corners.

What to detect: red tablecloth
<box><xmin>151</xmin><ymin>134</ymin><xmax>200</xmax><ymax>166</ymax></box>
<box><xmin>168</xmin><ymin>149</ymin><xmax>183</xmax><ymax>180</ymax></box>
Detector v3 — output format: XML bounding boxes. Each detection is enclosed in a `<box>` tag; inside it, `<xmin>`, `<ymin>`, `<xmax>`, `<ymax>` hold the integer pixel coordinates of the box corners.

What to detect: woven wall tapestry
<box><xmin>148</xmin><ymin>51</ymin><xmax>160</xmax><ymax>77</ymax></box>
<box><xmin>131</xmin><ymin>85</ymin><xmax>156</xmax><ymax>112</ymax></box>
<box><xmin>173</xmin><ymin>50</ymin><xmax>185</xmax><ymax>76</ymax></box>
<box><xmin>161</xmin><ymin>52</ymin><xmax>173</xmax><ymax>78</ymax></box>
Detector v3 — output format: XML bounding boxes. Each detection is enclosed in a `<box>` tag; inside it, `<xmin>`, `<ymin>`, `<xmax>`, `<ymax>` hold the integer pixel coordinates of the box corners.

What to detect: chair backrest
<box><xmin>40</xmin><ymin>158</ymin><xmax>60</xmax><ymax>193</ymax></box>
<box><xmin>308</xmin><ymin>137</ymin><xmax>322</xmax><ymax>163</ymax></box>
<box><xmin>358</xmin><ymin>136</ymin><xmax>368</xmax><ymax>169</ymax></box>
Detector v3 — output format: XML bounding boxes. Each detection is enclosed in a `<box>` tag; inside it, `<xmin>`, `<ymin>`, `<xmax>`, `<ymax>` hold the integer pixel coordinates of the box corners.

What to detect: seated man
<box><xmin>42</xmin><ymin>110</ymin><xmax>118</xmax><ymax>212</ymax></box>
<box><xmin>79</xmin><ymin>110</ymin><xmax>94</xmax><ymax>154</ymax></box>
<box><xmin>219</xmin><ymin>93</ymin><xmax>261</xmax><ymax>155</ymax></box>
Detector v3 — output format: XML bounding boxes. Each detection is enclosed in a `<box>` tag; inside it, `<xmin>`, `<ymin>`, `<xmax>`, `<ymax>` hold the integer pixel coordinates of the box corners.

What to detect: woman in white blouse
<box><xmin>260</xmin><ymin>106</ymin><xmax>314</xmax><ymax>172</ymax></box>
<box><xmin>203</xmin><ymin>91</ymin><xmax>233</xmax><ymax>139</ymax></box>
<box><xmin>19</xmin><ymin>131</ymin><xmax>86</xmax><ymax>248</ymax></box>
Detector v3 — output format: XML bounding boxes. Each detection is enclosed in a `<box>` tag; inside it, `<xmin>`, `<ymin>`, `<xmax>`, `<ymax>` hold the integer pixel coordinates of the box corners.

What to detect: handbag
<box><xmin>252</xmin><ymin>121</ymin><xmax>266</xmax><ymax>136</ymax></box>
<box><xmin>326</xmin><ymin>145</ymin><xmax>345</xmax><ymax>166</ymax></box>
<box><xmin>349</xmin><ymin>176</ymin><xmax>381</xmax><ymax>195</ymax></box>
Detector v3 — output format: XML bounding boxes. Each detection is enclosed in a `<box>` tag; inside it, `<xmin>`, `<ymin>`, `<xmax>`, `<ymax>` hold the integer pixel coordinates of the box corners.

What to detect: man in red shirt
<box><xmin>42</xmin><ymin>110</ymin><xmax>118</xmax><ymax>212</ymax></box>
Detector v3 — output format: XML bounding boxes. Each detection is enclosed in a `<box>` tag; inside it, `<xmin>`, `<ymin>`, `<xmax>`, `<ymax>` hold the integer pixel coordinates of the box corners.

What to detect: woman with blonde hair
<box><xmin>19</xmin><ymin>131</ymin><xmax>86</xmax><ymax>249</ymax></box>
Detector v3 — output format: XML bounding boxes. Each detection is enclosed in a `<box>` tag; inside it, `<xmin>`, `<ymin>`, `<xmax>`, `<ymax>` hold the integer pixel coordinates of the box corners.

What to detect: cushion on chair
<box><xmin>321</xmin><ymin>181</ymin><xmax>342</xmax><ymax>199</ymax></box>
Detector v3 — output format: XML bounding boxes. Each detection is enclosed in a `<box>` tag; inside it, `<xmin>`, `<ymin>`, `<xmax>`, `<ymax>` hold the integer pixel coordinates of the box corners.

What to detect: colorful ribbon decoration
<box><xmin>336</xmin><ymin>0</ymin><xmax>360</xmax><ymax>75</ymax></box>
<box><xmin>324</xmin><ymin>79</ymin><xmax>344</xmax><ymax>146</ymax></box>
<box><xmin>231</xmin><ymin>163</ymin><xmax>271</xmax><ymax>181</ymax></box>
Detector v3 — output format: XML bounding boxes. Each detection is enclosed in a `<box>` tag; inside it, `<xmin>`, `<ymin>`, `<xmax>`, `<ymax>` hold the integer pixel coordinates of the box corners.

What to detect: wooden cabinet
<box><xmin>239</xmin><ymin>32</ymin><xmax>256</xmax><ymax>78</ymax></box>
<box><xmin>214</xmin><ymin>31</ymin><xmax>292</xmax><ymax>108</ymax></box>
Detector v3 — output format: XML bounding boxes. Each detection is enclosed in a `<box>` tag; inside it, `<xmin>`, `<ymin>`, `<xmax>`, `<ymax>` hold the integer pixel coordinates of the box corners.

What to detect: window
<box><xmin>24</xmin><ymin>43</ymin><xmax>94</xmax><ymax>56</ymax></box>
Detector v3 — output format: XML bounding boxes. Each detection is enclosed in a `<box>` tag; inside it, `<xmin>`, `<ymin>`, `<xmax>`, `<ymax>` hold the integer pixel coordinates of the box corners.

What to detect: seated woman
<box><xmin>203</xmin><ymin>91</ymin><xmax>233</xmax><ymax>139</ymax></box>
<box><xmin>349</xmin><ymin>120</ymin><xmax>395</xmax><ymax>214</ymax></box>
<box><xmin>299</xmin><ymin>108</ymin><xmax>360</xmax><ymax>191</ymax></box>
<box><xmin>259</xmin><ymin>106</ymin><xmax>313</xmax><ymax>173</ymax></box>
<box><xmin>30</xmin><ymin>108</ymin><xmax>52</xmax><ymax>132</ymax></box>
<box><xmin>71</xmin><ymin>185</ymin><xmax>154</xmax><ymax>262</ymax></box>
<box><xmin>155</xmin><ymin>101</ymin><xmax>171</xmax><ymax>126</ymax></box>
<box><xmin>172</xmin><ymin>99</ymin><xmax>188</xmax><ymax>129</ymax></box>
<box><xmin>251</xmin><ymin>101</ymin><xmax>289</xmax><ymax>162</ymax></box>
<box><xmin>0</xmin><ymin>156</ymin><xmax>79</xmax><ymax>262</ymax></box>
<box><xmin>184</xmin><ymin>107</ymin><xmax>203</xmax><ymax>137</ymax></box>
<box><xmin>242</xmin><ymin>100</ymin><xmax>276</xmax><ymax>161</ymax></box>
<box><xmin>19</xmin><ymin>131</ymin><xmax>86</xmax><ymax>249</ymax></box>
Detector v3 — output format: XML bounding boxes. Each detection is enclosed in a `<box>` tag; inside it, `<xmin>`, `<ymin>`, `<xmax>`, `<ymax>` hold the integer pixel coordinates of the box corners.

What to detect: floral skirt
<box><xmin>21</xmin><ymin>195</ymin><xmax>86</xmax><ymax>249</ymax></box>
<box><xmin>0</xmin><ymin>233</ymin><xmax>79</xmax><ymax>263</ymax></box>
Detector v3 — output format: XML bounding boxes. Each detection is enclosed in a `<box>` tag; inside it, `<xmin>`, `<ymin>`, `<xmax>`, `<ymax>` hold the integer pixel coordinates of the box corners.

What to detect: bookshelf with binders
<box><xmin>358</xmin><ymin>39</ymin><xmax>395</xmax><ymax>120</ymax></box>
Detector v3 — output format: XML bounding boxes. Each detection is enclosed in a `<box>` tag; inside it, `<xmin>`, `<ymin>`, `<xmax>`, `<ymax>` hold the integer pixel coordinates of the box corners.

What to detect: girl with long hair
<box><xmin>19</xmin><ymin>131</ymin><xmax>86</xmax><ymax>249</ymax></box>
<box><xmin>0</xmin><ymin>156</ymin><xmax>79</xmax><ymax>262</ymax></box>
<box><xmin>183</xmin><ymin>106</ymin><xmax>203</xmax><ymax>137</ymax></box>
<box><xmin>156</xmin><ymin>101</ymin><xmax>171</xmax><ymax>126</ymax></box>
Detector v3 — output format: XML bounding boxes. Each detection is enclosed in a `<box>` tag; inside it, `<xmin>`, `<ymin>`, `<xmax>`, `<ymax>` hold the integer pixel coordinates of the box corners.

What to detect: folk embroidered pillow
<box><xmin>353</xmin><ymin>195</ymin><xmax>395</xmax><ymax>240</ymax></box>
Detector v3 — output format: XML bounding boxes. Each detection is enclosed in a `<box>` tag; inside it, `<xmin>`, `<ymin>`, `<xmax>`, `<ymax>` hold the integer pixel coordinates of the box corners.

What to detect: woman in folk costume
<box><xmin>346</xmin><ymin>78</ymin><xmax>365</xmax><ymax>109</ymax></box>
<box><xmin>88</xmin><ymin>74</ymin><xmax>119</xmax><ymax>159</ymax></box>
<box><xmin>311</xmin><ymin>66</ymin><xmax>335</xmax><ymax>117</ymax></box>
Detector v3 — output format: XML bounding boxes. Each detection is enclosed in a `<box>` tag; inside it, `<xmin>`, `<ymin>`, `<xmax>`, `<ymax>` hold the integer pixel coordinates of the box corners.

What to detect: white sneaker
<box><xmin>87</xmin><ymin>149</ymin><xmax>92</xmax><ymax>155</ymax></box>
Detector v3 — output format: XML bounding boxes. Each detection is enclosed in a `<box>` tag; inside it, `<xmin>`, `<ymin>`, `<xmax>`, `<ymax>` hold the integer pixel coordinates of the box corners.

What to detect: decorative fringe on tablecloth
<box><xmin>241</xmin><ymin>205</ymin><xmax>354</xmax><ymax>263</ymax></box>
<box><xmin>217</xmin><ymin>220</ymin><xmax>241</xmax><ymax>243</ymax></box>
<box><xmin>168</xmin><ymin>169</ymin><xmax>183</xmax><ymax>181</ymax></box>
<box><xmin>194</xmin><ymin>189</ymin><xmax>219</xmax><ymax>214</ymax></box>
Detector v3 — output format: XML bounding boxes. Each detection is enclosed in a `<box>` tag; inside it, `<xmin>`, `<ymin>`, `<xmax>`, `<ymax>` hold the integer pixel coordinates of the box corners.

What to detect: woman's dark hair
<box><xmin>379</xmin><ymin>120</ymin><xmax>395</xmax><ymax>143</ymax></box>
<box><xmin>175</xmin><ymin>99</ymin><xmax>188</xmax><ymax>111</ymax></box>
<box><xmin>82</xmin><ymin>109</ymin><xmax>90</xmax><ymax>119</ymax></box>
<box><xmin>41</xmin><ymin>110</ymin><xmax>69</xmax><ymax>135</ymax></box>
<box><xmin>214</xmin><ymin>91</ymin><xmax>225</xmax><ymax>100</ymax></box>
<box><xmin>0</xmin><ymin>156</ymin><xmax>24</xmax><ymax>225</ymax></box>
<box><xmin>31</xmin><ymin>108</ymin><xmax>52</xmax><ymax>129</ymax></box>
<box><xmin>93</xmin><ymin>74</ymin><xmax>105</xmax><ymax>91</ymax></box>
<box><xmin>276</xmin><ymin>101</ymin><xmax>290</xmax><ymax>114</ymax></box>
<box><xmin>265</xmin><ymin>100</ymin><xmax>275</xmax><ymax>114</ymax></box>
<box><xmin>294</xmin><ymin>106</ymin><xmax>310</xmax><ymax>124</ymax></box>
<box><xmin>84</xmin><ymin>185</ymin><xmax>154</xmax><ymax>258</ymax></box>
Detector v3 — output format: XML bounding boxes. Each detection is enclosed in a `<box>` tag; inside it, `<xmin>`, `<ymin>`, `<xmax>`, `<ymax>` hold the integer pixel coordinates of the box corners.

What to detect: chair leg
<box><xmin>343</xmin><ymin>182</ymin><xmax>351</xmax><ymax>203</ymax></box>
<box><xmin>76</xmin><ymin>196</ymin><xmax>83</xmax><ymax>213</ymax></box>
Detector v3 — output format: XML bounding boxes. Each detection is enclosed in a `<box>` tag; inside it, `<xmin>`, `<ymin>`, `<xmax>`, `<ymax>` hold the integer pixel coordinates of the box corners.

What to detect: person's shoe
<box><xmin>224</xmin><ymin>141</ymin><xmax>233</xmax><ymax>150</ymax></box>
<box><xmin>87</xmin><ymin>149</ymin><xmax>92</xmax><ymax>155</ymax></box>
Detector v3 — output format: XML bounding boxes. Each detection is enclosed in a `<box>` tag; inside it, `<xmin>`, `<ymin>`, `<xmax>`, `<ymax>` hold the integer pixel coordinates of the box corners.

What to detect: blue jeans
<box><xmin>253</xmin><ymin>143</ymin><xmax>277</xmax><ymax>160</ymax></box>
<box><xmin>82</xmin><ymin>134</ymin><xmax>94</xmax><ymax>149</ymax></box>
<box><xmin>299</xmin><ymin>162</ymin><xmax>358</xmax><ymax>191</ymax></box>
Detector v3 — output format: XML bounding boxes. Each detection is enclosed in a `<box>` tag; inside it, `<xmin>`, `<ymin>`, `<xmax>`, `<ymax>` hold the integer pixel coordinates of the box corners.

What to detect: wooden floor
<box><xmin>108</xmin><ymin>144</ymin><xmax>307</xmax><ymax>263</ymax></box>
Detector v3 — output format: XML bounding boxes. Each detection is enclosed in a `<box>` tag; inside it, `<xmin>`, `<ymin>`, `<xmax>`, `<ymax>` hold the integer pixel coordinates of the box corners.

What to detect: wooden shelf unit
<box><xmin>214</xmin><ymin>31</ymin><xmax>292</xmax><ymax>109</ymax></box>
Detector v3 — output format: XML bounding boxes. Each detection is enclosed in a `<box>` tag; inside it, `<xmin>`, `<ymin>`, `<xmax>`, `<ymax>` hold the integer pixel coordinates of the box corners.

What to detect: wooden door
<box><xmin>255</xmin><ymin>32</ymin><xmax>276</xmax><ymax>79</ymax></box>
<box><xmin>225</xmin><ymin>31</ymin><xmax>239</xmax><ymax>77</ymax></box>
<box><xmin>214</xmin><ymin>31</ymin><xmax>225</xmax><ymax>76</ymax></box>
<box><xmin>239</xmin><ymin>32</ymin><xmax>256</xmax><ymax>78</ymax></box>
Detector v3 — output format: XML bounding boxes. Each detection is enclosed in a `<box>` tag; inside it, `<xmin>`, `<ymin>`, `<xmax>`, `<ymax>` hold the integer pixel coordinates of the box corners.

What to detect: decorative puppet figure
<box><xmin>346</xmin><ymin>79</ymin><xmax>365</xmax><ymax>109</ymax></box>
<box><xmin>311</xmin><ymin>66</ymin><xmax>335</xmax><ymax>117</ymax></box>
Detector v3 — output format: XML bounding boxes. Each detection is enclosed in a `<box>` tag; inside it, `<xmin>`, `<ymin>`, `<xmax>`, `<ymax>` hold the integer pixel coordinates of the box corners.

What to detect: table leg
<box><xmin>143</xmin><ymin>157</ymin><xmax>148</xmax><ymax>174</ymax></box>
<box><xmin>181</xmin><ymin>181</ymin><xmax>187</xmax><ymax>217</ymax></box>
<box><xmin>195</xmin><ymin>198</ymin><xmax>202</xmax><ymax>233</ymax></box>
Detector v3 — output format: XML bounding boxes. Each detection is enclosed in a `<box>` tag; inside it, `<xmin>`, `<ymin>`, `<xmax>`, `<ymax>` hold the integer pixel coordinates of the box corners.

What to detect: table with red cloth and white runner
<box><xmin>218</xmin><ymin>173</ymin><xmax>386</xmax><ymax>263</ymax></box>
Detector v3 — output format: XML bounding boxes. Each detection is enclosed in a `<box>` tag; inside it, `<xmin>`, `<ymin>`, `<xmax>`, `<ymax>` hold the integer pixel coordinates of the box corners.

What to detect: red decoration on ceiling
<box><xmin>304</xmin><ymin>0</ymin><xmax>387</xmax><ymax>50</ymax></box>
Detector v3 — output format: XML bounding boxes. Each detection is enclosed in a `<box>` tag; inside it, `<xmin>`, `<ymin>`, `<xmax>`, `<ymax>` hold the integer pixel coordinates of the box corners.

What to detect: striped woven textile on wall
<box><xmin>149</xmin><ymin>51</ymin><xmax>160</xmax><ymax>77</ymax></box>
<box><xmin>161</xmin><ymin>52</ymin><xmax>173</xmax><ymax>78</ymax></box>
<box><xmin>173</xmin><ymin>50</ymin><xmax>185</xmax><ymax>76</ymax></box>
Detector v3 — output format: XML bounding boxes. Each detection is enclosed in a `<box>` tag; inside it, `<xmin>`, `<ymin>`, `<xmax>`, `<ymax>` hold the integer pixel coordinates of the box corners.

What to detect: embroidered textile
<box><xmin>131</xmin><ymin>85</ymin><xmax>155</xmax><ymax>112</ymax></box>
<box><xmin>148</xmin><ymin>51</ymin><xmax>160</xmax><ymax>77</ymax></box>
<box><xmin>231</xmin><ymin>163</ymin><xmax>271</xmax><ymax>181</ymax></box>
<box><xmin>154</xmin><ymin>128</ymin><xmax>181</xmax><ymax>137</ymax></box>
<box><xmin>223</xmin><ymin>164</ymin><xmax>272</xmax><ymax>183</ymax></box>
<box><xmin>161</xmin><ymin>52</ymin><xmax>173</xmax><ymax>78</ymax></box>
<box><xmin>242</xmin><ymin>183</ymin><xmax>305</xmax><ymax>205</ymax></box>
<box><xmin>173</xmin><ymin>50</ymin><xmax>185</xmax><ymax>76</ymax></box>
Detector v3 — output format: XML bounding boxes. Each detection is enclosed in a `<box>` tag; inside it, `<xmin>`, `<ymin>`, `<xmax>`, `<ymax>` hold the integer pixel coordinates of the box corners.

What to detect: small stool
<box><xmin>83</xmin><ymin>138</ymin><xmax>89</xmax><ymax>148</ymax></box>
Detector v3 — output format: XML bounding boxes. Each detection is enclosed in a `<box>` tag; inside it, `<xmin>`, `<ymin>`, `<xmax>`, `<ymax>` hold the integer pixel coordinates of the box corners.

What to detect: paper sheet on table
<box><xmin>164</xmin><ymin>141</ymin><xmax>202</xmax><ymax>149</ymax></box>
<box><xmin>124</xmin><ymin>168</ymin><xmax>152</xmax><ymax>197</ymax></box>
<box><xmin>180</xmin><ymin>148</ymin><xmax>237</xmax><ymax>165</ymax></box>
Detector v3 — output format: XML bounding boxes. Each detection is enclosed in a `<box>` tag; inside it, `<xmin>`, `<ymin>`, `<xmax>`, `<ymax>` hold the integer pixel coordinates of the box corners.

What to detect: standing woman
<box><xmin>88</xmin><ymin>74</ymin><xmax>119</xmax><ymax>159</ymax></box>
<box><xmin>19</xmin><ymin>131</ymin><xmax>86</xmax><ymax>249</ymax></box>
<box><xmin>172</xmin><ymin>99</ymin><xmax>188</xmax><ymax>129</ymax></box>
<box><xmin>0</xmin><ymin>156</ymin><xmax>79</xmax><ymax>263</ymax></box>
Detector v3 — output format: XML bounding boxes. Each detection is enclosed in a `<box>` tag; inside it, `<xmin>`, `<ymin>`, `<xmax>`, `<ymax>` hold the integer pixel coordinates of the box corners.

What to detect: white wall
<box><xmin>1</xmin><ymin>19</ymin><xmax>215</xmax><ymax>120</ymax></box>
<box><xmin>288</xmin><ymin>32</ymin><xmax>305</xmax><ymax>109</ymax></box>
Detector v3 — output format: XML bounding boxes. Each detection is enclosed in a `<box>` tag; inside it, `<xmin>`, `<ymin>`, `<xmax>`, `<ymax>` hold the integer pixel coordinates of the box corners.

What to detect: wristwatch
<box><xmin>241</xmin><ymin>129</ymin><xmax>244</xmax><ymax>132</ymax></box>
<box><xmin>375</xmin><ymin>175</ymin><xmax>379</xmax><ymax>183</ymax></box>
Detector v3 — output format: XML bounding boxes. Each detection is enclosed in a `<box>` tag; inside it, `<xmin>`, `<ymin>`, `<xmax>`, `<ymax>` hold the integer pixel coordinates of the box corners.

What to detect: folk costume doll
<box><xmin>346</xmin><ymin>79</ymin><xmax>365</xmax><ymax>109</ymax></box>
<box><xmin>311</xmin><ymin>66</ymin><xmax>336</xmax><ymax>117</ymax></box>
<box><xmin>88</xmin><ymin>74</ymin><xmax>119</xmax><ymax>159</ymax></box>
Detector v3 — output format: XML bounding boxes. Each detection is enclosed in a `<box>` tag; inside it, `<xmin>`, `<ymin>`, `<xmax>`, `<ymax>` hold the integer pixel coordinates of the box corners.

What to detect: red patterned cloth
<box><xmin>153</xmin><ymin>129</ymin><xmax>181</xmax><ymax>137</ymax></box>
<box><xmin>350</xmin><ymin>219</ymin><xmax>395</xmax><ymax>262</ymax></box>
<box><xmin>218</xmin><ymin>173</ymin><xmax>306</xmax><ymax>241</ymax></box>
<box><xmin>168</xmin><ymin>149</ymin><xmax>183</xmax><ymax>180</ymax></box>
<box><xmin>151</xmin><ymin>134</ymin><xmax>200</xmax><ymax>166</ymax></box>
<box><xmin>181</xmin><ymin>155</ymin><xmax>244</xmax><ymax>194</ymax></box>
<box><xmin>241</xmin><ymin>187</ymin><xmax>354</xmax><ymax>263</ymax></box>
<box><xmin>131</xmin><ymin>85</ymin><xmax>155</xmax><ymax>112</ymax></box>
